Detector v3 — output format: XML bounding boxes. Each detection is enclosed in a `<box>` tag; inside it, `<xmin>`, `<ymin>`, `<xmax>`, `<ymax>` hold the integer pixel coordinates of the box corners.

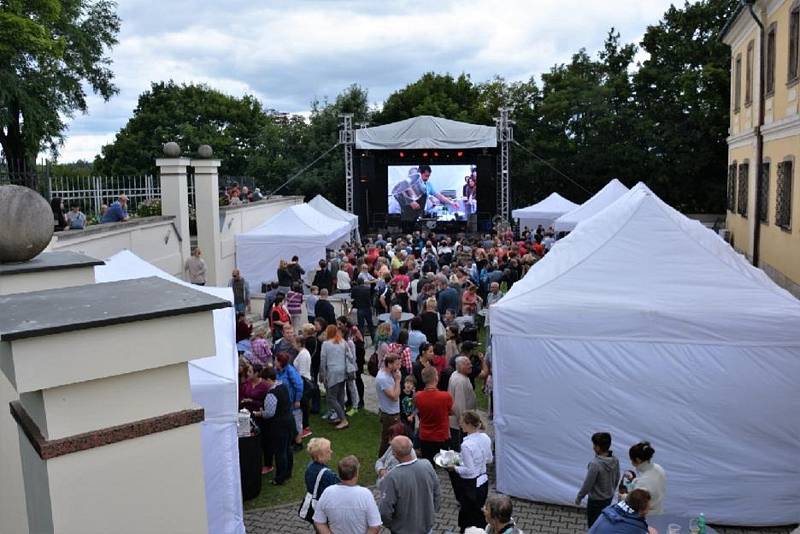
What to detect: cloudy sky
<box><xmin>58</xmin><ymin>0</ymin><xmax>681</xmax><ymax>163</ymax></box>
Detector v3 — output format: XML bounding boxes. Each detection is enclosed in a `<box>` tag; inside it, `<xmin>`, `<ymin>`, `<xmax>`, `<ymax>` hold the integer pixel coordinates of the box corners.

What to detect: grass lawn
<box><xmin>243</xmin><ymin>408</ymin><xmax>381</xmax><ymax>510</ymax></box>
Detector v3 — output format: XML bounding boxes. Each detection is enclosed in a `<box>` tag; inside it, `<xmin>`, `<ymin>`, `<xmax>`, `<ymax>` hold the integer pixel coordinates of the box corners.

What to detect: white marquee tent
<box><xmin>553</xmin><ymin>178</ymin><xmax>629</xmax><ymax>232</ymax></box>
<box><xmin>491</xmin><ymin>184</ymin><xmax>800</xmax><ymax>526</ymax></box>
<box><xmin>308</xmin><ymin>194</ymin><xmax>359</xmax><ymax>232</ymax></box>
<box><xmin>512</xmin><ymin>193</ymin><xmax>579</xmax><ymax>231</ymax></box>
<box><xmin>355</xmin><ymin>115</ymin><xmax>497</xmax><ymax>150</ymax></box>
<box><xmin>235</xmin><ymin>204</ymin><xmax>351</xmax><ymax>291</ymax></box>
<box><xmin>95</xmin><ymin>251</ymin><xmax>244</xmax><ymax>534</ymax></box>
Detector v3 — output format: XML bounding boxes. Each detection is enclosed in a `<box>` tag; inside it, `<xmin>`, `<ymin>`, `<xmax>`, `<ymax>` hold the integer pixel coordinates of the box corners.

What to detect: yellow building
<box><xmin>722</xmin><ymin>0</ymin><xmax>800</xmax><ymax>297</ymax></box>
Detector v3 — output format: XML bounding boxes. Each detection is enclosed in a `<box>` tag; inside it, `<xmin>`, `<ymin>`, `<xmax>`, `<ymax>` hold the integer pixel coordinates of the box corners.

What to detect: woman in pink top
<box><xmin>239</xmin><ymin>362</ymin><xmax>269</xmax><ymax>413</ymax></box>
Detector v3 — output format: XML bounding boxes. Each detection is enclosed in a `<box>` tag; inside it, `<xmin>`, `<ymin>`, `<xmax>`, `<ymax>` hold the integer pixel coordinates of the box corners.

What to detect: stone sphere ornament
<box><xmin>0</xmin><ymin>185</ymin><xmax>54</xmax><ymax>262</ymax></box>
<box><xmin>197</xmin><ymin>144</ymin><xmax>213</xmax><ymax>158</ymax></box>
<box><xmin>163</xmin><ymin>141</ymin><xmax>181</xmax><ymax>157</ymax></box>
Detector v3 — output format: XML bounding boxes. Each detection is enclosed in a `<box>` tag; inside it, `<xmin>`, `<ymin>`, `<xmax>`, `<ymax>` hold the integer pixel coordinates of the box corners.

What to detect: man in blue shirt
<box><xmin>101</xmin><ymin>194</ymin><xmax>129</xmax><ymax>223</ymax></box>
<box><xmin>406</xmin><ymin>316</ymin><xmax>428</xmax><ymax>360</ymax></box>
<box><xmin>408</xmin><ymin>165</ymin><xmax>458</xmax><ymax>212</ymax></box>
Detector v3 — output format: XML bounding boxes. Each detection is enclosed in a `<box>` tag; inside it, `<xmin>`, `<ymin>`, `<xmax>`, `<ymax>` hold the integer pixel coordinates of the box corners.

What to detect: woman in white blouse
<box><xmin>626</xmin><ymin>441</ymin><xmax>667</xmax><ymax>515</ymax></box>
<box><xmin>446</xmin><ymin>410</ymin><xmax>493</xmax><ymax>532</ymax></box>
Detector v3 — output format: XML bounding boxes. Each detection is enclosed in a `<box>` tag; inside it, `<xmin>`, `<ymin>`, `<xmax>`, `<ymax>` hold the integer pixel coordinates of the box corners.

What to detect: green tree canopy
<box><xmin>94</xmin><ymin>81</ymin><xmax>271</xmax><ymax>176</ymax></box>
<box><xmin>0</xmin><ymin>0</ymin><xmax>119</xmax><ymax>187</ymax></box>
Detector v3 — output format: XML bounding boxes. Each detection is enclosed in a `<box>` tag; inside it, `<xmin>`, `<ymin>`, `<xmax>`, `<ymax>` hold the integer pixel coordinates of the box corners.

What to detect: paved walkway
<box><xmin>244</xmin><ymin>375</ymin><xmax>795</xmax><ymax>534</ymax></box>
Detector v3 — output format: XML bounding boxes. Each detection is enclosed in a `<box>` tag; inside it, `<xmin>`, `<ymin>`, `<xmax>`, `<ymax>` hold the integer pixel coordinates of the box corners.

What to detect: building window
<box><xmin>776</xmin><ymin>160</ymin><xmax>794</xmax><ymax>229</ymax></box>
<box><xmin>738</xmin><ymin>162</ymin><xmax>749</xmax><ymax>217</ymax></box>
<box><xmin>790</xmin><ymin>3</ymin><xmax>800</xmax><ymax>83</ymax></box>
<box><xmin>734</xmin><ymin>54</ymin><xmax>742</xmax><ymax>112</ymax></box>
<box><xmin>766</xmin><ymin>24</ymin><xmax>777</xmax><ymax>96</ymax></box>
<box><xmin>745</xmin><ymin>41</ymin><xmax>754</xmax><ymax>106</ymax></box>
<box><xmin>727</xmin><ymin>163</ymin><xmax>737</xmax><ymax>212</ymax></box>
<box><xmin>759</xmin><ymin>162</ymin><xmax>770</xmax><ymax>223</ymax></box>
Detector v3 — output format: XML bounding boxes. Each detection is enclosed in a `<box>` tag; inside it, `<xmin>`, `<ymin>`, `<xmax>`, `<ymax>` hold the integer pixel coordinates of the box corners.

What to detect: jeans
<box><xmin>587</xmin><ymin>497</ymin><xmax>611</xmax><ymax>528</ymax></box>
<box><xmin>271</xmin><ymin>427</ymin><xmax>294</xmax><ymax>484</ymax></box>
<box><xmin>357</xmin><ymin>308</ymin><xmax>376</xmax><ymax>342</ymax></box>
<box><xmin>420</xmin><ymin>439</ymin><xmax>449</xmax><ymax>465</ymax></box>
<box><xmin>326</xmin><ymin>381</ymin><xmax>347</xmax><ymax>422</ymax></box>
<box><xmin>379</xmin><ymin>412</ymin><xmax>400</xmax><ymax>457</ymax></box>
<box><xmin>450</xmin><ymin>427</ymin><xmax>463</xmax><ymax>452</ymax></box>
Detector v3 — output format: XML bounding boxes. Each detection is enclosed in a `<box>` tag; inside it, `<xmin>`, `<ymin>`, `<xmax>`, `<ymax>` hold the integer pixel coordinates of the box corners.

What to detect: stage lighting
<box><xmin>433</xmin><ymin>152</ymin><xmax>439</xmax><ymax>157</ymax></box>
<box><xmin>457</xmin><ymin>151</ymin><xmax>464</xmax><ymax>157</ymax></box>
<box><xmin>399</xmin><ymin>152</ymin><xmax>404</xmax><ymax>158</ymax></box>
<box><xmin>422</xmin><ymin>152</ymin><xmax>428</xmax><ymax>158</ymax></box>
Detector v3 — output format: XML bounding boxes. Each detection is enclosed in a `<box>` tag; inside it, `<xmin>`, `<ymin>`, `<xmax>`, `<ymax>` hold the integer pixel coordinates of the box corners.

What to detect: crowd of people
<box><xmin>227</xmin><ymin>227</ymin><xmax>667</xmax><ymax>533</ymax></box>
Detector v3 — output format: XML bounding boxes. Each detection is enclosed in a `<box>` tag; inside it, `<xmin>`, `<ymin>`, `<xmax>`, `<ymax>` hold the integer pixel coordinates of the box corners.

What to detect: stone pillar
<box><xmin>192</xmin><ymin>153</ymin><xmax>222</xmax><ymax>286</ymax></box>
<box><xmin>0</xmin><ymin>251</ymin><xmax>103</xmax><ymax>534</ymax></box>
<box><xmin>0</xmin><ymin>275</ymin><xmax>227</xmax><ymax>534</ymax></box>
<box><xmin>156</xmin><ymin>151</ymin><xmax>191</xmax><ymax>273</ymax></box>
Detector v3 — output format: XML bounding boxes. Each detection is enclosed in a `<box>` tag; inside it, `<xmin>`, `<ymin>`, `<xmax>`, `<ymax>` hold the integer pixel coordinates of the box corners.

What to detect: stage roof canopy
<box><xmin>355</xmin><ymin>115</ymin><xmax>497</xmax><ymax>150</ymax></box>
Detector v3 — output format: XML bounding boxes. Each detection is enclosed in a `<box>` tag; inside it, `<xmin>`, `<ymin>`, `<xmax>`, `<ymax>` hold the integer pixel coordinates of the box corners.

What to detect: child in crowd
<box><xmin>575</xmin><ymin>432</ymin><xmax>621</xmax><ymax>529</ymax></box>
<box><xmin>399</xmin><ymin>375</ymin><xmax>416</xmax><ymax>438</ymax></box>
<box><xmin>249</xmin><ymin>327</ymin><xmax>273</xmax><ymax>368</ymax></box>
<box><xmin>306</xmin><ymin>286</ymin><xmax>319</xmax><ymax>324</ymax></box>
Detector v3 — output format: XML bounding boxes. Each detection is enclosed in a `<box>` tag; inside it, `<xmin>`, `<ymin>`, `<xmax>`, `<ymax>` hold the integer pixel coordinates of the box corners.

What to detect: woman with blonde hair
<box><xmin>319</xmin><ymin>324</ymin><xmax>349</xmax><ymax>429</ymax></box>
<box><xmin>277</xmin><ymin>258</ymin><xmax>292</xmax><ymax>294</ymax></box>
<box><xmin>446</xmin><ymin>410</ymin><xmax>493</xmax><ymax>532</ymax></box>
<box><xmin>302</xmin><ymin>438</ymin><xmax>340</xmax><ymax>522</ymax></box>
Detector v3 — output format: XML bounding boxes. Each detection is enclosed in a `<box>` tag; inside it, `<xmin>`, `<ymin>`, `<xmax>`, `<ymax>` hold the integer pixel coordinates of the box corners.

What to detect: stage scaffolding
<box><xmin>339</xmin><ymin>113</ymin><xmax>355</xmax><ymax>213</ymax></box>
<box><xmin>495</xmin><ymin>107</ymin><xmax>514</xmax><ymax>222</ymax></box>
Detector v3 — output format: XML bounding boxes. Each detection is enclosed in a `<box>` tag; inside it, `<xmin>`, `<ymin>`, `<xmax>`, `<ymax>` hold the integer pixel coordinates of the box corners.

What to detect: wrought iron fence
<box><xmin>49</xmin><ymin>175</ymin><xmax>160</xmax><ymax>217</ymax></box>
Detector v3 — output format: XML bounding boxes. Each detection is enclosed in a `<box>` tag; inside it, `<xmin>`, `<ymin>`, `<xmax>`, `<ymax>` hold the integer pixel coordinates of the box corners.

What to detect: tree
<box><xmin>0</xmin><ymin>0</ymin><xmax>119</xmax><ymax>187</ymax></box>
<box><xmin>633</xmin><ymin>0</ymin><xmax>737</xmax><ymax>212</ymax></box>
<box><xmin>374</xmin><ymin>73</ymin><xmax>483</xmax><ymax>125</ymax></box>
<box><xmin>94</xmin><ymin>81</ymin><xmax>270</xmax><ymax>176</ymax></box>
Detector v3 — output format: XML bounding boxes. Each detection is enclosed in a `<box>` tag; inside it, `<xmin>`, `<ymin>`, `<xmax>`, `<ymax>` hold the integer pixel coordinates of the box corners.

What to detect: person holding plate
<box><xmin>446</xmin><ymin>410</ymin><xmax>493</xmax><ymax>532</ymax></box>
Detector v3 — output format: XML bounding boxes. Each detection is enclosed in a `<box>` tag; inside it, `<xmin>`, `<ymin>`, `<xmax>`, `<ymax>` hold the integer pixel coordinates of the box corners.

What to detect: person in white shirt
<box><xmin>446</xmin><ymin>410</ymin><xmax>493</xmax><ymax>532</ymax></box>
<box><xmin>313</xmin><ymin>455</ymin><xmax>381</xmax><ymax>534</ymax></box>
<box><xmin>624</xmin><ymin>441</ymin><xmax>667</xmax><ymax>515</ymax></box>
<box><xmin>336</xmin><ymin>265</ymin><xmax>351</xmax><ymax>293</ymax></box>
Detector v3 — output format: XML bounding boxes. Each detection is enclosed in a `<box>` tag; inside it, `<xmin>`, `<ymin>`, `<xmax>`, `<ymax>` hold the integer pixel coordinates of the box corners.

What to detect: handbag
<box><xmin>436</xmin><ymin>313</ymin><xmax>446</xmax><ymax>340</ymax></box>
<box><xmin>298</xmin><ymin>466</ymin><xmax>329</xmax><ymax>523</ymax></box>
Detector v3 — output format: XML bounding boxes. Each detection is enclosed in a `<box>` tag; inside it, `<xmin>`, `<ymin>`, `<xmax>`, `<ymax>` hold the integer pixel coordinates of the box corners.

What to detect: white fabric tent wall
<box><xmin>235</xmin><ymin>204</ymin><xmax>351</xmax><ymax>291</ymax></box>
<box><xmin>491</xmin><ymin>185</ymin><xmax>800</xmax><ymax>526</ymax></box>
<box><xmin>512</xmin><ymin>192</ymin><xmax>579</xmax><ymax>231</ymax></box>
<box><xmin>309</xmin><ymin>194</ymin><xmax>361</xmax><ymax>243</ymax></box>
<box><xmin>553</xmin><ymin>178</ymin><xmax>629</xmax><ymax>232</ymax></box>
<box><xmin>355</xmin><ymin>115</ymin><xmax>497</xmax><ymax>149</ymax></box>
<box><xmin>94</xmin><ymin>251</ymin><xmax>245</xmax><ymax>534</ymax></box>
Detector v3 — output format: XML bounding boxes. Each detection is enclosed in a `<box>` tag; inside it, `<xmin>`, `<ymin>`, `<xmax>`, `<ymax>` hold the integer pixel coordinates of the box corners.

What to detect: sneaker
<box><xmin>346</xmin><ymin>408</ymin><xmax>358</xmax><ymax>417</ymax></box>
<box><xmin>301</xmin><ymin>428</ymin><xmax>313</xmax><ymax>438</ymax></box>
<box><xmin>261</xmin><ymin>466</ymin><xmax>274</xmax><ymax>475</ymax></box>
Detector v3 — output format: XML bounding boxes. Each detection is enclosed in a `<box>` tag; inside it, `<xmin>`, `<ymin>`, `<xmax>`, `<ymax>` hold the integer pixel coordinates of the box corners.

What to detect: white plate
<box><xmin>433</xmin><ymin>451</ymin><xmax>461</xmax><ymax>468</ymax></box>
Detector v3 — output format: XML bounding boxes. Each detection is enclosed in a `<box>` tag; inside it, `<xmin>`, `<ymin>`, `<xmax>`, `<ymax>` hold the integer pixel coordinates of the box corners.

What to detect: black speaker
<box><xmin>360</xmin><ymin>155</ymin><xmax>375</xmax><ymax>183</ymax></box>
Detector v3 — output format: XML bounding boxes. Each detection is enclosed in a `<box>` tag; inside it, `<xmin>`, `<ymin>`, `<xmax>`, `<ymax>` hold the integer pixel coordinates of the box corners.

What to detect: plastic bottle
<box><xmin>697</xmin><ymin>513</ymin><xmax>706</xmax><ymax>534</ymax></box>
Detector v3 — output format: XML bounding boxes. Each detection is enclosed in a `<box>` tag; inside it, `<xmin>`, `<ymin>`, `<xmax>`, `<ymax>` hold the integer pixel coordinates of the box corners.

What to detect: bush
<box><xmin>136</xmin><ymin>199</ymin><xmax>162</xmax><ymax>217</ymax></box>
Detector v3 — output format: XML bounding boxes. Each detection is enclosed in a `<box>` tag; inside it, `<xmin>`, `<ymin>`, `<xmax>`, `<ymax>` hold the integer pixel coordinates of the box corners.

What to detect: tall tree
<box><xmin>0</xmin><ymin>0</ymin><xmax>120</xmax><ymax>187</ymax></box>
<box><xmin>94</xmin><ymin>81</ymin><xmax>270</xmax><ymax>176</ymax></box>
<box><xmin>634</xmin><ymin>0</ymin><xmax>737</xmax><ymax>212</ymax></box>
<box><xmin>374</xmin><ymin>73</ymin><xmax>483</xmax><ymax>125</ymax></box>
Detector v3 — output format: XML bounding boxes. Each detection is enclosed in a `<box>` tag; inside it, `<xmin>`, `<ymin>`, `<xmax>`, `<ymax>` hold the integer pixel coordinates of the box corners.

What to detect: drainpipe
<box><xmin>745</xmin><ymin>0</ymin><xmax>765</xmax><ymax>267</ymax></box>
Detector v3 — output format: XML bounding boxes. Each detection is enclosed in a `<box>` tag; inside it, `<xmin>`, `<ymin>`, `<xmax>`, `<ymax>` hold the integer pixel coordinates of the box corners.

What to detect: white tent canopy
<box><xmin>491</xmin><ymin>184</ymin><xmax>800</xmax><ymax>526</ymax></box>
<box><xmin>95</xmin><ymin>251</ymin><xmax>245</xmax><ymax>534</ymax></box>
<box><xmin>308</xmin><ymin>194</ymin><xmax>359</xmax><ymax>231</ymax></box>
<box><xmin>355</xmin><ymin>115</ymin><xmax>497</xmax><ymax>150</ymax></box>
<box><xmin>553</xmin><ymin>178</ymin><xmax>629</xmax><ymax>232</ymax></box>
<box><xmin>512</xmin><ymin>192</ymin><xmax>579</xmax><ymax>231</ymax></box>
<box><xmin>235</xmin><ymin>203</ymin><xmax>351</xmax><ymax>290</ymax></box>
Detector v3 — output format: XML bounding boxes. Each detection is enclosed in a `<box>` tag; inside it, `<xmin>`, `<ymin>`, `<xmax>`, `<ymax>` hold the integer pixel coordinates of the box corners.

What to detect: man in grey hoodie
<box><xmin>575</xmin><ymin>432</ymin><xmax>621</xmax><ymax>528</ymax></box>
<box><xmin>379</xmin><ymin>436</ymin><xmax>440</xmax><ymax>534</ymax></box>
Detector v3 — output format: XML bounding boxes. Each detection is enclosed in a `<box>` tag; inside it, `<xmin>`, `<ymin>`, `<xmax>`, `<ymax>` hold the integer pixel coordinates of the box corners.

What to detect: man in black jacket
<box><xmin>312</xmin><ymin>259</ymin><xmax>333</xmax><ymax>294</ymax></box>
<box><xmin>350</xmin><ymin>277</ymin><xmax>375</xmax><ymax>341</ymax></box>
<box><xmin>257</xmin><ymin>367</ymin><xmax>295</xmax><ymax>485</ymax></box>
<box><xmin>315</xmin><ymin>289</ymin><xmax>337</xmax><ymax>326</ymax></box>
